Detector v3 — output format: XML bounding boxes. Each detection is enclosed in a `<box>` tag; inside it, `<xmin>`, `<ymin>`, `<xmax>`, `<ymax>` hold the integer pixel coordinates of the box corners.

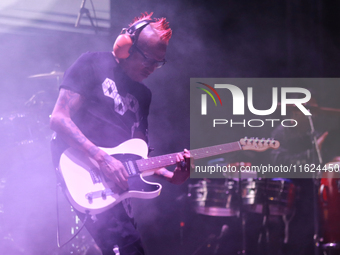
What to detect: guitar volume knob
<box><xmin>86</xmin><ymin>193</ymin><xmax>93</xmax><ymax>203</ymax></box>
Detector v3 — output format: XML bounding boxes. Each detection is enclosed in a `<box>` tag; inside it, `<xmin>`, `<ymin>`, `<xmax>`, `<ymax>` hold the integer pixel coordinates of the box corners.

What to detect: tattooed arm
<box><xmin>50</xmin><ymin>88</ymin><xmax>129</xmax><ymax>189</ymax></box>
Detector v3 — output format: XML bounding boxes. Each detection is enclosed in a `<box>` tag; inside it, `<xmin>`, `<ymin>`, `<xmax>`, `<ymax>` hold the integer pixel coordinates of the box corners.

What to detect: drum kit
<box><xmin>0</xmin><ymin>69</ymin><xmax>99</xmax><ymax>255</ymax></box>
<box><xmin>0</xmin><ymin>70</ymin><xmax>62</xmax><ymax>149</ymax></box>
<box><xmin>188</xmin><ymin>163</ymin><xmax>297</xmax><ymax>255</ymax></box>
<box><xmin>187</xmin><ymin>105</ymin><xmax>340</xmax><ymax>255</ymax></box>
<box><xmin>319</xmin><ymin>163</ymin><xmax>340</xmax><ymax>255</ymax></box>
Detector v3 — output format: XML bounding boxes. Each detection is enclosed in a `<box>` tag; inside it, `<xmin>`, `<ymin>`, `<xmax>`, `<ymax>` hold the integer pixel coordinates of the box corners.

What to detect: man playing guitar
<box><xmin>50</xmin><ymin>13</ymin><xmax>190</xmax><ymax>255</ymax></box>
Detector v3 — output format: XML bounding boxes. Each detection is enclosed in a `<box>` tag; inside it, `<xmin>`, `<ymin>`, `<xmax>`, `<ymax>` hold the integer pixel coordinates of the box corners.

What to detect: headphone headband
<box><xmin>127</xmin><ymin>20</ymin><xmax>153</xmax><ymax>35</ymax></box>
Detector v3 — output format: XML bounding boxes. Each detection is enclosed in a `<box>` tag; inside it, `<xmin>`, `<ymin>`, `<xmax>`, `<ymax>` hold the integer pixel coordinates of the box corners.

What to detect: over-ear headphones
<box><xmin>113</xmin><ymin>19</ymin><xmax>154</xmax><ymax>59</ymax></box>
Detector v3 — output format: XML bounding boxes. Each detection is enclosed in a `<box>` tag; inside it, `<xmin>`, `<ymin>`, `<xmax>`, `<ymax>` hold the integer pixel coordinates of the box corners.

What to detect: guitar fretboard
<box><xmin>136</xmin><ymin>142</ymin><xmax>241</xmax><ymax>172</ymax></box>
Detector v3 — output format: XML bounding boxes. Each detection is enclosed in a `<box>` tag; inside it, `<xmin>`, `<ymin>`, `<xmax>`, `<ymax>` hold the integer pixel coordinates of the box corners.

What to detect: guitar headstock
<box><xmin>240</xmin><ymin>137</ymin><xmax>280</xmax><ymax>152</ymax></box>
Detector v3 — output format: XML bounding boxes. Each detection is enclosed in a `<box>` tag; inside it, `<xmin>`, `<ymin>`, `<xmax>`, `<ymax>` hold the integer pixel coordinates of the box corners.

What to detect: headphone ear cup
<box><xmin>113</xmin><ymin>34</ymin><xmax>133</xmax><ymax>59</ymax></box>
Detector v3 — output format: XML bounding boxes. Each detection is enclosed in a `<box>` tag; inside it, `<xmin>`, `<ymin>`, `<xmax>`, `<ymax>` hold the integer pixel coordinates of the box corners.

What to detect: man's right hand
<box><xmin>96</xmin><ymin>151</ymin><xmax>129</xmax><ymax>190</ymax></box>
<box><xmin>50</xmin><ymin>89</ymin><xmax>130</xmax><ymax>190</ymax></box>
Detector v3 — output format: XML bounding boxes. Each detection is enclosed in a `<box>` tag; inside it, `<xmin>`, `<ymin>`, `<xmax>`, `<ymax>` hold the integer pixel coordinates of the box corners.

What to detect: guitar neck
<box><xmin>136</xmin><ymin>141</ymin><xmax>242</xmax><ymax>172</ymax></box>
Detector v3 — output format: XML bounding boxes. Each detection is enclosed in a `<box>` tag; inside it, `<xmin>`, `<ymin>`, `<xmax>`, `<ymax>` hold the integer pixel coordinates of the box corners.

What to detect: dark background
<box><xmin>1</xmin><ymin>0</ymin><xmax>340</xmax><ymax>254</ymax></box>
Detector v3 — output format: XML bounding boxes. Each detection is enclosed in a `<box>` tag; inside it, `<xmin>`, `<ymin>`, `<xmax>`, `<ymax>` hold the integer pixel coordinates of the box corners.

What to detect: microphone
<box><xmin>75</xmin><ymin>0</ymin><xmax>86</xmax><ymax>27</ymax></box>
<box><xmin>213</xmin><ymin>225</ymin><xmax>229</xmax><ymax>254</ymax></box>
<box><xmin>217</xmin><ymin>224</ymin><xmax>229</xmax><ymax>239</ymax></box>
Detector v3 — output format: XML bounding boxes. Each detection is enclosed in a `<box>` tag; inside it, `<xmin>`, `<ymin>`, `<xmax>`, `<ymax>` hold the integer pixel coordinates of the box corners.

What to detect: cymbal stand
<box><xmin>307</xmin><ymin>115</ymin><xmax>322</xmax><ymax>255</ymax></box>
<box><xmin>307</xmin><ymin>115</ymin><xmax>323</xmax><ymax>166</ymax></box>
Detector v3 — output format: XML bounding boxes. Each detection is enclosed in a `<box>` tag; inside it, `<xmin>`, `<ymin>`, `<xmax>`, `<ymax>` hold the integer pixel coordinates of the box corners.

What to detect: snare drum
<box><xmin>188</xmin><ymin>179</ymin><xmax>239</xmax><ymax>217</ymax></box>
<box><xmin>242</xmin><ymin>178</ymin><xmax>296</xmax><ymax>215</ymax></box>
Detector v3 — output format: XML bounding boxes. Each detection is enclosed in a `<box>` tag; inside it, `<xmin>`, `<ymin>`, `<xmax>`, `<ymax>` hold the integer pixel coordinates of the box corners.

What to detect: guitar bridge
<box><xmin>85</xmin><ymin>189</ymin><xmax>114</xmax><ymax>202</ymax></box>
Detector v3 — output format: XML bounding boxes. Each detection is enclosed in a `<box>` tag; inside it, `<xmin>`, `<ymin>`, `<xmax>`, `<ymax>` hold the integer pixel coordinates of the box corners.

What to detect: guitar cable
<box><xmin>56</xmin><ymin>182</ymin><xmax>89</xmax><ymax>249</ymax></box>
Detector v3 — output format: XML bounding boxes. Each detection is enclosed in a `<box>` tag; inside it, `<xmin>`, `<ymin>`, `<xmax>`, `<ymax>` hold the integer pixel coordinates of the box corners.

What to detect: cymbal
<box><xmin>279</xmin><ymin>103</ymin><xmax>340</xmax><ymax>117</ymax></box>
<box><xmin>28</xmin><ymin>71</ymin><xmax>64</xmax><ymax>79</ymax></box>
<box><xmin>312</xmin><ymin>105</ymin><xmax>340</xmax><ymax>116</ymax></box>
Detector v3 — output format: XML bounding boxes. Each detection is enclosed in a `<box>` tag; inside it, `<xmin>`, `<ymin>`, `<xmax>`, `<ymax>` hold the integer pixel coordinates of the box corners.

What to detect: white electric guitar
<box><xmin>58</xmin><ymin>137</ymin><xmax>279</xmax><ymax>215</ymax></box>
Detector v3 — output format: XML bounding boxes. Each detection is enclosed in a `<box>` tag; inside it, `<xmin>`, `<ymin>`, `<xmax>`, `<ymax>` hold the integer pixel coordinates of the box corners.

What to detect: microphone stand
<box><xmin>258</xmin><ymin>178</ymin><xmax>270</xmax><ymax>255</ymax></box>
<box><xmin>307</xmin><ymin>115</ymin><xmax>322</xmax><ymax>255</ymax></box>
<box><xmin>75</xmin><ymin>0</ymin><xmax>97</xmax><ymax>33</ymax></box>
<box><xmin>239</xmin><ymin>168</ymin><xmax>247</xmax><ymax>255</ymax></box>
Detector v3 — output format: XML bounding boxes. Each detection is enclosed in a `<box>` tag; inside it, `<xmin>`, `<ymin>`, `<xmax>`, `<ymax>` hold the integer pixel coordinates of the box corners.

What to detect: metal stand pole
<box><xmin>239</xmin><ymin>169</ymin><xmax>246</xmax><ymax>254</ymax></box>
<box><xmin>258</xmin><ymin>179</ymin><xmax>270</xmax><ymax>255</ymax></box>
<box><xmin>307</xmin><ymin>115</ymin><xmax>322</xmax><ymax>255</ymax></box>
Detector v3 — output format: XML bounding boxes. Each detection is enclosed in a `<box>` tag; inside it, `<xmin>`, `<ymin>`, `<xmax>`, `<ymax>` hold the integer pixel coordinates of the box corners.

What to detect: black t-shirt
<box><xmin>58</xmin><ymin>51</ymin><xmax>152</xmax><ymax>148</ymax></box>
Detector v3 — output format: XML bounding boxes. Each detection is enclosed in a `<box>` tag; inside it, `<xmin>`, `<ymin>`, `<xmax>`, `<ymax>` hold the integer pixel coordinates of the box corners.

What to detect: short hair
<box><xmin>129</xmin><ymin>12</ymin><xmax>172</xmax><ymax>44</ymax></box>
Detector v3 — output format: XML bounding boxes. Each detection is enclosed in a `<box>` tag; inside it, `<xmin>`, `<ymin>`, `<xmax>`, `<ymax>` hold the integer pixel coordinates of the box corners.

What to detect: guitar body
<box><xmin>58</xmin><ymin>138</ymin><xmax>162</xmax><ymax>216</ymax></box>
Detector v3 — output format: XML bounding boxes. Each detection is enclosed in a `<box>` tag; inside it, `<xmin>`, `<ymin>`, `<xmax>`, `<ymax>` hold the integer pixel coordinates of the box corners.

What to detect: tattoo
<box><xmin>75</xmin><ymin>133</ymin><xmax>87</xmax><ymax>144</ymax></box>
<box><xmin>60</xmin><ymin>118</ymin><xmax>87</xmax><ymax>145</ymax></box>
<box><xmin>89</xmin><ymin>146</ymin><xmax>100</xmax><ymax>157</ymax></box>
<box><xmin>104</xmin><ymin>154</ymin><xmax>113</xmax><ymax>162</ymax></box>
<box><xmin>57</xmin><ymin>89</ymin><xmax>82</xmax><ymax>114</ymax></box>
<box><xmin>55</xmin><ymin>89</ymin><xmax>101</xmax><ymax>159</ymax></box>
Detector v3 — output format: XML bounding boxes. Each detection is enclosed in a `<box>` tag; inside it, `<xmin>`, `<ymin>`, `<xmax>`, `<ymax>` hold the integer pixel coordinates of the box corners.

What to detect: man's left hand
<box><xmin>170</xmin><ymin>149</ymin><xmax>192</xmax><ymax>185</ymax></box>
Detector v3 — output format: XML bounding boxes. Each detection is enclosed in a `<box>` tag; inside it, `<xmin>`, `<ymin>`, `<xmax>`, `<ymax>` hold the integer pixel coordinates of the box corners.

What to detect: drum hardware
<box><xmin>321</xmin><ymin>243</ymin><xmax>340</xmax><ymax>255</ymax></box>
<box><xmin>188</xmin><ymin>161</ymin><xmax>245</xmax><ymax>254</ymax></box>
<box><xmin>306</xmin><ymin>114</ymin><xmax>323</xmax><ymax>255</ymax></box>
<box><xmin>237</xmin><ymin>164</ymin><xmax>248</xmax><ymax>255</ymax></box>
<box><xmin>281</xmin><ymin>103</ymin><xmax>340</xmax><ymax>117</ymax></box>
<box><xmin>255</xmin><ymin>178</ymin><xmax>297</xmax><ymax>255</ymax></box>
<box><xmin>28</xmin><ymin>69</ymin><xmax>64</xmax><ymax>97</ymax></box>
<box><xmin>319</xmin><ymin>168</ymin><xmax>340</xmax><ymax>255</ymax></box>
<box><xmin>188</xmin><ymin>162</ymin><xmax>298</xmax><ymax>255</ymax></box>
<box><xmin>189</xmin><ymin>224</ymin><xmax>231</xmax><ymax>255</ymax></box>
<box><xmin>28</xmin><ymin>70</ymin><xmax>64</xmax><ymax>80</ymax></box>
<box><xmin>191</xmin><ymin>233</ymin><xmax>217</xmax><ymax>255</ymax></box>
<box><xmin>188</xmin><ymin>179</ymin><xmax>239</xmax><ymax>217</ymax></box>
<box><xmin>257</xmin><ymin>178</ymin><xmax>271</xmax><ymax>255</ymax></box>
<box><xmin>241</xmin><ymin>178</ymin><xmax>296</xmax><ymax>216</ymax></box>
<box><xmin>285</xmin><ymin>101</ymin><xmax>340</xmax><ymax>253</ymax></box>
<box><xmin>0</xmin><ymin>112</ymin><xmax>36</xmax><ymax>147</ymax></box>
